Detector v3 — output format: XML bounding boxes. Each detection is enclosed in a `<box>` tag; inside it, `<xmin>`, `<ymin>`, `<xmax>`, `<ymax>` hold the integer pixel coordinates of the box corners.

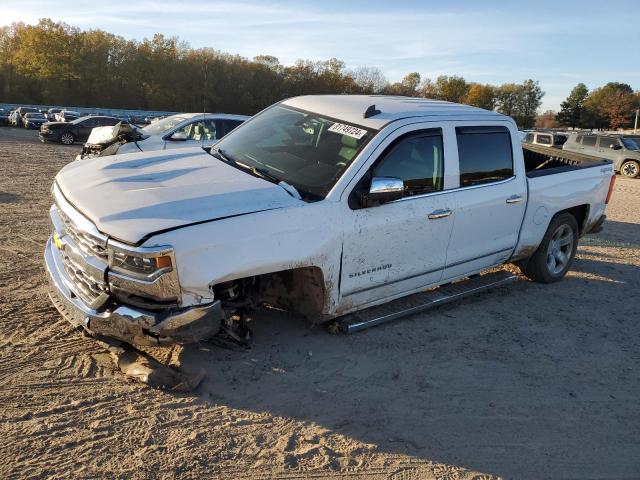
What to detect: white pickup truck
<box><xmin>45</xmin><ymin>96</ymin><xmax>616</xmax><ymax>348</ymax></box>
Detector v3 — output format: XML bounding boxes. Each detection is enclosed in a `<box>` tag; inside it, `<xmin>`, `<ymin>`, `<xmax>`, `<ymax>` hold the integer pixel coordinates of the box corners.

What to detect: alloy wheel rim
<box><xmin>61</xmin><ymin>133</ymin><xmax>73</xmax><ymax>144</ymax></box>
<box><xmin>622</xmin><ymin>162</ymin><xmax>638</xmax><ymax>177</ymax></box>
<box><xmin>546</xmin><ymin>224</ymin><xmax>574</xmax><ymax>275</ymax></box>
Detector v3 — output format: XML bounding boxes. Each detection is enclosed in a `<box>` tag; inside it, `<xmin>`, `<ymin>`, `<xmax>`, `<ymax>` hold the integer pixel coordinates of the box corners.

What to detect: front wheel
<box><xmin>521</xmin><ymin>213</ymin><xmax>578</xmax><ymax>283</ymax></box>
<box><xmin>60</xmin><ymin>132</ymin><xmax>75</xmax><ymax>145</ymax></box>
<box><xmin>620</xmin><ymin>160</ymin><xmax>639</xmax><ymax>179</ymax></box>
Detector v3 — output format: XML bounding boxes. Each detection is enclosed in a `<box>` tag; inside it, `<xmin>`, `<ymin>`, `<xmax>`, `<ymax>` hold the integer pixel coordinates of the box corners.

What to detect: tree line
<box><xmin>543</xmin><ymin>82</ymin><xmax>640</xmax><ymax>130</ymax></box>
<box><xmin>1</xmin><ymin>19</ymin><xmax>636</xmax><ymax>130</ymax></box>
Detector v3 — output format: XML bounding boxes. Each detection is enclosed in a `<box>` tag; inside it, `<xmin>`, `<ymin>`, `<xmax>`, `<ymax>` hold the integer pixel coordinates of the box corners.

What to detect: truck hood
<box><xmin>55</xmin><ymin>147</ymin><xmax>303</xmax><ymax>244</ymax></box>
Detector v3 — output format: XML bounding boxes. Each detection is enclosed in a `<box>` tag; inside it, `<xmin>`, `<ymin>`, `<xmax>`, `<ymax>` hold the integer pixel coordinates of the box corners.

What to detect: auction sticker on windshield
<box><xmin>328</xmin><ymin>123</ymin><xmax>368</xmax><ymax>139</ymax></box>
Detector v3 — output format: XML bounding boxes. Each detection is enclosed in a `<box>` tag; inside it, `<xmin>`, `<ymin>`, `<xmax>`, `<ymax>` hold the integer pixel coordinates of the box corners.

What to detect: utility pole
<box><xmin>635</xmin><ymin>108</ymin><xmax>639</xmax><ymax>133</ymax></box>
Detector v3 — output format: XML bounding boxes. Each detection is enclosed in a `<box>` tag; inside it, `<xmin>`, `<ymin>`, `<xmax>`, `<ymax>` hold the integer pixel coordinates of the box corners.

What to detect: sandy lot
<box><xmin>1</xmin><ymin>127</ymin><xmax>639</xmax><ymax>480</ymax></box>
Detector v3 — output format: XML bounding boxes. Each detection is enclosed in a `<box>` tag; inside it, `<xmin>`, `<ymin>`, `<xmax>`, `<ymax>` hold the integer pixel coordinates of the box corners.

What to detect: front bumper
<box><xmin>586</xmin><ymin>214</ymin><xmax>606</xmax><ymax>234</ymax></box>
<box><xmin>45</xmin><ymin>237</ymin><xmax>223</xmax><ymax>346</ymax></box>
<box><xmin>39</xmin><ymin>130</ymin><xmax>59</xmax><ymax>142</ymax></box>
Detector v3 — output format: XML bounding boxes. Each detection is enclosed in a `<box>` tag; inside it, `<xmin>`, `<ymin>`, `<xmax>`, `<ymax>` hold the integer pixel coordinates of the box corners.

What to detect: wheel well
<box><xmin>561</xmin><ymin>204</ymin><xmax>589</xmax><ymax>235</ymax></box>
<box><xmin>212</xmin><ymin>266</ymin><xmax>327</xmax><ymax>322</ymax></box>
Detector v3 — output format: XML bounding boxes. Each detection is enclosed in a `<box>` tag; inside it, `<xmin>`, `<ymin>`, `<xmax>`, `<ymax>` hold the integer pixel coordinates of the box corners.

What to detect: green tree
<box><xmin>556</xmin><ymin>83</ymin><xmax>589</xmax><ymax>128</ymax></box>
<box><xmin>495</xmin><ymin>80</ymin><xmax>544</xmax><ymax>128</ymax></box>
<box><xmin>433</xmin><ymin>75</ymin><xmax>468</xmax><ymax>103</ymax></box>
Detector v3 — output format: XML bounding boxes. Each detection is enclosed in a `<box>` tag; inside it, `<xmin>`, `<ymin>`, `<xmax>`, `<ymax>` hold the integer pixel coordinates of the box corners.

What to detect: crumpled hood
<box><xmin>56</xmin><ymin>147</ymin><xmax>302</xmax><ymax>244</ymax></box>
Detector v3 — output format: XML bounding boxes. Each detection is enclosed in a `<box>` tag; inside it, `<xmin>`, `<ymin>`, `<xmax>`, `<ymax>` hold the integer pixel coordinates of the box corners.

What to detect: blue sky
<box><xmin>3</xmin><ymin>0</ymin><xmax>639</xmax><ymax>111</ymax></box>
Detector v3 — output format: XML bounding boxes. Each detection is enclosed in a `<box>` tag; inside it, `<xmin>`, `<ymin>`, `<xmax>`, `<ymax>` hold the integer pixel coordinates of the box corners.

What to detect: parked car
<box><xmin>39</xmin><ymin>115</ymin><xmax>122</xmax><ymax>145</ymax></box>
<box><xmin>77</xmin><ymin>113</ymin><xmax>249</xmax><ymax>159</ymax></box>
<box><xmin>46</xmin><ymin>108</ymin><xmax>62</xmax><ymax>121</ymax></box>
<box><xmin>11</xmin><ymin>106</ymin><xmax>40</xmax><ymax>126</ymax></box>
<box><xmin>523</xmin><ymin>131</ymin><xmax>567</xmax><ymax>148</ymax></box>
<box><xmin>45</xmin><ymin>95</ymin><xmax>614</xmax><ymax>362</ymax></box>
<box><xmin>22</xmin><ymin>112</ymin><xmax>48</xmax><ymax>129</ymax></box>
<box><xmin>55</xmin><ymin>110</ymin><xmax>81</xmax><ymax>122</ymax></box>
<box><xmin>0</xmin><ymin>108</ymin><xmax>10</xmax><ymax>126</ymax></box>
<box><xmin>563</xmin><ymin>133</ymin><xmax>640</xmax><ymax>178</ymax></box>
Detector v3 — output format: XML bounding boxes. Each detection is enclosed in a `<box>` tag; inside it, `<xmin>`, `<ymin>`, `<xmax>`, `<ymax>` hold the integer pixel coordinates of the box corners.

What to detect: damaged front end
<box><xmin>44</xmin><ymin>184</ymin><xmax>222</xmax><ymax>389</ymax></box>
<box><xmin>76</xmin><ymin>122</ymin><xmax>145</xmax><ymax>160</ymax></box>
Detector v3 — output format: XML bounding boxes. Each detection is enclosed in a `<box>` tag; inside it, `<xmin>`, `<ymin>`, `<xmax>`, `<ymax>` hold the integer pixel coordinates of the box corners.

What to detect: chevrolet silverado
<box><xmin>45</xmin><ymin>95</ymin><xmax>615</xmax><ymax>358</ymax></box>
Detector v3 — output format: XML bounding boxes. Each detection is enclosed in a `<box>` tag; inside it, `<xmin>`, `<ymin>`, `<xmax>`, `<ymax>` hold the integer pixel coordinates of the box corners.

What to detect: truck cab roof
<box><xmin>283</xmin><ymin>95</ymin><xmax>507</xmax><ymax>130</ymax></box>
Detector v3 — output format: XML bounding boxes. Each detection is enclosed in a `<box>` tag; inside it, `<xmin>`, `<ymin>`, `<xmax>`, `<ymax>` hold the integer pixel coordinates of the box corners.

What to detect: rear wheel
<box><xmin>60</xmin><ymin>132</ymin><xmax>75</xmax><ymax>145</ymax></box>
<box><xmin>521</xmin><ymin>213</ymin><xmax>578</xmax><ymax>283</ymax></box>
<box><xmin>620</xmin><ymin>160</ymin><xmax>639</xmax><ymax>179</ymax></box>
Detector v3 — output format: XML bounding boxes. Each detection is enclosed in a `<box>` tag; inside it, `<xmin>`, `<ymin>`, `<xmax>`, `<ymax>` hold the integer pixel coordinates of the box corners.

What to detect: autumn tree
<box><xmin>385</xmin><ymin>72</ymin><xmax>421</xmax><ymax>96</ymax></box>
<box><xmin>584</xmin><ymin>82</ymin><xmax>636</xmax><ymax>129</ymax></box>
<box><xmin>462</xmin><ymin>83</ymin><xmax>495</xmax><ymax>110</ymax></box>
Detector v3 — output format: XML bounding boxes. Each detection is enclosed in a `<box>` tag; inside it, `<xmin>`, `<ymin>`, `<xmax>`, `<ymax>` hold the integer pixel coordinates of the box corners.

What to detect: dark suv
<box><xmin>563</xmin><ymin>133</ymin><xmax>640</xmax><ymax>178</ymax></box>
<box><xmin>39</xmin><ymin>116</ymin><xmax>121</xmax><ymax>145</ymax></box>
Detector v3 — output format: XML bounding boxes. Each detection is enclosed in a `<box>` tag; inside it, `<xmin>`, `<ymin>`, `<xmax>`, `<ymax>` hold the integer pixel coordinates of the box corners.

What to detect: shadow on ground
<box><xmin>172</xmin><ymin>249</ymin><xmax>640</xmax><ymax>478</ymax></box>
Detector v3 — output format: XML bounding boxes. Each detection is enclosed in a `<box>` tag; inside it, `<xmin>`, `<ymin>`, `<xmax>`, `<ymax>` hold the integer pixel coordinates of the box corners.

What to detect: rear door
<box><xmin>580</xmin><ymin>135</ymin><xmax>598</xmax><ymax>155</ymax></box>
<box><xmin>442</xmin><ymin>124</ymin><xmax>527</xmax><ymax>281</ymax></box>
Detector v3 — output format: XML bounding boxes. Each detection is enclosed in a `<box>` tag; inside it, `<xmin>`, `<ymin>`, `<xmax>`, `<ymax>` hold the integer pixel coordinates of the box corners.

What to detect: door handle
<box><xmin>506</xmin><ymin>195</ymin><xmax>523</xmax><ymax>204</ymax></box>
<box><xmin>428</xmin><ymin>209</ymin><xmax>452</xmax><ymax>220</ymax></box>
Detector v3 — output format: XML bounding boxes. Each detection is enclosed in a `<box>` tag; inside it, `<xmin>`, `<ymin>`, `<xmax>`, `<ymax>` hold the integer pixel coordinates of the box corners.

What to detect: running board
<box><xmin>337</xmin><ymin>271</ymin><xmax>518</xmax><ymax>334</ymax></box>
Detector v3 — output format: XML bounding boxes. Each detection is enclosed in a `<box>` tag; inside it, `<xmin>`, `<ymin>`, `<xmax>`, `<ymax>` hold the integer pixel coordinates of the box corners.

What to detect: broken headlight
<box><xmin>107</xmin><ymin>242</ymin><xmax>174</xmax><ymax>280</ymax></box>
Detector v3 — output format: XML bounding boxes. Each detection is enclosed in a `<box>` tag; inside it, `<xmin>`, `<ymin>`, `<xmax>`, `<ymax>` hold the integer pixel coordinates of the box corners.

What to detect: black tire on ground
<box><xmin>521</xmin><ymin>212</ymin><xmax>579</xmax><ymax>283</ymax></box>
<box><xmin>60</xmin><ymin>132</ymin><xmax>75</xmax><ymax>145</ymax></box>
<box><xmin>620</xmin><ymin>160</ymin><xmax>639</xmax><ymax>179</ymax></box>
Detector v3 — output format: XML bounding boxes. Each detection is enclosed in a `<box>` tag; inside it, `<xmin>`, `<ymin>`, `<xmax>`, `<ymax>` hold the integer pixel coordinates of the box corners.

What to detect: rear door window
<box><xmin>582</xmin><ymin>136</ymin><xmax>597</xmax><ymax>147</ymax></box>
<box><xmin>456</xmin><ymin>126</ymin><xmax>514</xmax><ymax>187</ymax></box>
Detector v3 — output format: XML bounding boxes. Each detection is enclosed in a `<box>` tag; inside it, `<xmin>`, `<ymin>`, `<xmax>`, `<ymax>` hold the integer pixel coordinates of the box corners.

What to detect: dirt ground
<box><xmin>1</xmin><ymin>126</ymin><xmax>639</xmax><ymax>480</ymax></box>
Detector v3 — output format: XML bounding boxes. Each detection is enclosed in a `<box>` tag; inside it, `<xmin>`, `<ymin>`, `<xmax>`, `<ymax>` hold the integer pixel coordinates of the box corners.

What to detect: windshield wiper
<box><xmin>208</xmin><ymin>148</ymin><xmax>302</xmax><ymax>200</ymax></box>
<box><xmin>235</xmin><ymin>161</ymin><xmax>302</xmax><ymax>200</ymax></box>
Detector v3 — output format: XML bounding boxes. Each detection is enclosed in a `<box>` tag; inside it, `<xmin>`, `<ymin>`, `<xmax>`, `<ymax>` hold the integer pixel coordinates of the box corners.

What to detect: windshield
<box><xmin>621</xmin><ymin>137</ymin><xmax>639</xmax><ymax>150</ymax></box>
<box><xmin>26</xmin><ymin>113</ymin><xmax>45</xmax><ymax>118</ymax></box>
<box><xmin>142</xmin><ymin>115</ymin><xmax>189</xmax><ymax>135</ymax></box>
<box><xmin>213</xmin><ymin>105</ymin><xmax>375</xmax><ymax>200</ymax></box>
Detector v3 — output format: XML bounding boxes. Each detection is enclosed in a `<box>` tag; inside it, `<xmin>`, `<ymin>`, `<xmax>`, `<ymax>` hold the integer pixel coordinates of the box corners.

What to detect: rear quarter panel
<box><xmin>513</xmin><ymin>164</ymin><xmax>613</xmax><ymax>259</ymax></box>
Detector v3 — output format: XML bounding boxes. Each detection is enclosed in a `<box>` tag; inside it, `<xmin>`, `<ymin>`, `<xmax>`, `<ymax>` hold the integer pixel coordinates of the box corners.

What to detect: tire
<box><xmin>60</xmin><ymin>132</ymin><xmax>75</xmax><ymax>145</ymax></box>
<box><xmin>521</xmin><ymin>212</ymin><xmax>578</xmax><ymax>283</ymax></box>
<box><xmin>620</xmin><ymin>160</ymin><xmax>639</xmax><ymax>179</ymax></box>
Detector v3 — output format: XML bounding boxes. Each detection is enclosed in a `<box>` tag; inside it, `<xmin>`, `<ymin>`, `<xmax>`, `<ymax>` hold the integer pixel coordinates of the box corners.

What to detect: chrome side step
<box><xmin>337</xmin><ymin>271</ymin><xmax>519</xmax><ymax>334</ymax></box>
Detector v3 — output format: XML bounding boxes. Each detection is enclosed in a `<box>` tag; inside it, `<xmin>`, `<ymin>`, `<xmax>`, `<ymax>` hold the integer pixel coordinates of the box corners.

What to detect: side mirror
<box><xmin>362</xmin><ymin>177</ymin><xmax>404</xmax><ymax>207</ymax></box>
<box><xmin>169</xmin><ymin>131</ymin><xmax>188</xmax><ymax>141</ymax></box>
<box><xmin>610</xmin><ymin>144</ymin><xmax>622</xmax><ymax>150</ymax></box>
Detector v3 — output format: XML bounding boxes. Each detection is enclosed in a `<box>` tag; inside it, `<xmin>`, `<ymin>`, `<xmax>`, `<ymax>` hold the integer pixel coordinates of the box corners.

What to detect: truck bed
<box><xmin>523</xmin><ymin>143</ymin><xmax>610</xmax><ymax>178</ymax></box>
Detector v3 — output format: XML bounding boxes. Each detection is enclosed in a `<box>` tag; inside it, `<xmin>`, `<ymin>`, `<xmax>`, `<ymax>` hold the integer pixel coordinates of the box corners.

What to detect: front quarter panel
<box><xmin>145</xmin><ymin>201</ymin><xmax>343</xmax><ymax>314</ymax></box>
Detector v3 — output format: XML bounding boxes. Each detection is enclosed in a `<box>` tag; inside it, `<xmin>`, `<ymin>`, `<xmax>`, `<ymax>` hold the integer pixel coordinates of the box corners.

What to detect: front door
<box><xmin>340</xmin><ymin>128</ymin><xmax>455</xmax><ymax>308</ymax></box>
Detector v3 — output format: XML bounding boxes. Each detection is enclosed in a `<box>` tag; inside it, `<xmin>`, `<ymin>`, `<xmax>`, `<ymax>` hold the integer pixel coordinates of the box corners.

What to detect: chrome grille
<box><xmin>57</xmin><ymin>206</ymin><xmax>108</xmax><ymax>260</ymax></box>
<box><xmin>58</xmin><ymin>245</ymin><xmax>109</xmax><ymax>307</ymax></box>
<box><xmin>51</xmin><ymin>184</ymin><xmax>109</xmax><ymax>309</ymax></box>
